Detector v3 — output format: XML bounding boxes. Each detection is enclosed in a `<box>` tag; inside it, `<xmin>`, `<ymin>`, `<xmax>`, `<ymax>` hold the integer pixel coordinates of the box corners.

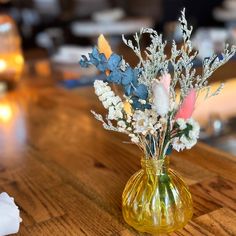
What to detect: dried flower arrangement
<box><xmin>80</xmin><ymin>9</ymin><xmax>236</xmax><ymax>160</ymax></box>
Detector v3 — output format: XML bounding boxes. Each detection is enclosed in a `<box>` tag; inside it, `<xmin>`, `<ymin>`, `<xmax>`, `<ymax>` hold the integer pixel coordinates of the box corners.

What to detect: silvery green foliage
<box><xmin>122</xmin><ymin>29</ymin><xmax>168</xmax><ymax>89</ymax></box>
<box><xmin>122</xmin><ymin>8</ymin><xmax>236</xmax><ymax>101</ymax></box>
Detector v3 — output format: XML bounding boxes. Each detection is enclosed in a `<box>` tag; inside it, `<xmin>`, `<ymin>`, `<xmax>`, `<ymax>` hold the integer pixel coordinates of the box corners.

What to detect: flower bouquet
<box><xmin>80</xmin><ymin>9</ymin><xmax>235</xmax><ymax>234</ymax></box>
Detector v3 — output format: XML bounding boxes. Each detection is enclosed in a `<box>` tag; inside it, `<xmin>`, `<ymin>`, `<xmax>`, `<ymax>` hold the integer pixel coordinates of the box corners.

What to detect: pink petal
<box><xmin>160</xmin><ymin>73</ymin><xmax>171</xmax><ymax>93</ymax></box>
<box><xmin>175</xmin><ymin>89</ymin><xmax>196</xmax><ymax>120</ymax></box>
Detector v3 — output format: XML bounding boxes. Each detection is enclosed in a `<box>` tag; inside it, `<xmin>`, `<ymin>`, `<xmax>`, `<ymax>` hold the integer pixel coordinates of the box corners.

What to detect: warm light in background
<box><xmin>14</xmin><ymin>54</ymin><xmax>24</xmax><ymax>65</ymax></box>
<box><xmin>0</xmin><ymin>87</ymin><xmax>36</xmax><ymax>155</ymax></box>
<box><xmin>0</xmin><ymin>102</ymin><xmax>13</xmax><ymax>122</ymax></box>
<box><xmin>0</xmin><ymin>15</ymin><xmax>24</xmax><ymax>85</ymax></box>
<box><xmin>0</xmin><ymin>59</ymin><xmax>7</xmax><ymax>73</ymax></box>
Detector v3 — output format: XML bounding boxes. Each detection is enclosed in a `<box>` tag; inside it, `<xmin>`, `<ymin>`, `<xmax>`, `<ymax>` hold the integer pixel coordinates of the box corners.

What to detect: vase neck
<box><xmin>141</xmin><ymin>157</ymin><xmax>169</xmax><ymax>175</ymax></box>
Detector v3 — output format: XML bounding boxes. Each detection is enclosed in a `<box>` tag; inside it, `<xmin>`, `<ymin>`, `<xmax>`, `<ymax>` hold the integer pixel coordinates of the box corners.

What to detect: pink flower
<box><xmin>175</xmin><ymin>89</ymin><xmax>196</xmax><ymax>120</ymax></box>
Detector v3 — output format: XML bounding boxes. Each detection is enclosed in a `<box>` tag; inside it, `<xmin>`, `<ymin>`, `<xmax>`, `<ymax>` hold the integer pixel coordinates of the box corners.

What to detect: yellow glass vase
<box><xmin>122</xmin><ymin>157</ymin><xmax>193</xmax><ymax>234</ymax></box>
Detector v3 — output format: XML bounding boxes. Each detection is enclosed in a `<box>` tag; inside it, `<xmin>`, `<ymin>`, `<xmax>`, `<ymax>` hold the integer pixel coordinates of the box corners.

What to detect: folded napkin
<box><xmin>0</xmin><ymin>192</ymin><xmax>22</xmax><ymax>236</ymax></box>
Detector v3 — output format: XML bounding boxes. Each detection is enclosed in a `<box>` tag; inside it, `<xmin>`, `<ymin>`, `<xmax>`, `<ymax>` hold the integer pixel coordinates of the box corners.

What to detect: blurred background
<box><xmin>0</xmin><ymin>0</ymin><xmax>233</xmax><ymax>56</ymax></box>
<box><xmin>1</xmin><ymin>0</ymin><xmax>236</xmax><ymax>155</ymax></box>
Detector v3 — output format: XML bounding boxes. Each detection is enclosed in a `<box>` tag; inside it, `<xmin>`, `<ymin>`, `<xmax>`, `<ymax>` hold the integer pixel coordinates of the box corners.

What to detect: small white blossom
<box><xmin>94</xmin><ymin>80</ymin><xmax>111</xmax><ymax>96</ymax></box>
<box><xmin>117</xmin><ymin>120</ymin><xmax>127</xmax><ymax>132</ymax></box>
<box><xmin>129</xmin><ymin>134</ymin><xmax>139</xmax><ymax>143</ymax></box>
<box><xmin>99</xmin><ymin>91</ymin><xmax>115</xmax><ymax>102</ymax></box>
<box><xmin>187</xmin><ymin>118</ymin><xmax>200</xmax><ymax>133</ymax></box>
<box><xmin>132</xmin><ymin>109</ymin><xmax>161</xmax><ymax>135</ymax></box>
<box><xmin>117</xmin><ymin>120</ymin><xmax>126</xmax><ymax>128</ymax></box>
<box><xmin>108</xmin><ymin>106</ymin><xmax>123</xmax><ymax>120</ymax></box>
<box><xmin>102</xmin><ymin>99</ymin><xmax>113</xmax><ymax>109</ymax></box>
<box><xmin>94</xmin><ymin>80</ymin><xmax>124</xmax><ymax>121</ymax></box>
<box><xmin>172</xmin><ymin>137</ymin><xmax>186</xmax><ymax>152</ymax></box>
<box><xmin>139</xmin><ymin>99</ymin><xmax>146</xmax><ymax>104</ymax></box>
<box><xmin>111</xmin><ymin>96</ymin><xmax>121</xmax><ymax>106</ymax></box>
<box><xmin>176</xmin><ymin>118</ymin><xmax>187</xmax><ymax>130</ymax></box>
<box><xmin>127</xmin><ymin>115</ymin><xmax>132</xmax><ymax>123</ymax></box>
<box><xmin>172</xmin><ymin>118</ymin><xmax>200</xmax><ymax>152</ymax></box>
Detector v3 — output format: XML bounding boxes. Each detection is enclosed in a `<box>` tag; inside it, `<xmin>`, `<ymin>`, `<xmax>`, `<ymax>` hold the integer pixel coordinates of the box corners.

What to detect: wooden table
<box><xmin>0</xmin><ymin>75</ymin><xmax>236</xmax><ymax>236</ymax></box>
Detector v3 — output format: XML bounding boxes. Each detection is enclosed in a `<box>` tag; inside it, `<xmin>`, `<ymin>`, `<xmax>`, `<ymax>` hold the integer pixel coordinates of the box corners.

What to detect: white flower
<box><xmin>0</xmin><ymin>192</ymin><xmax>22</xmax><ymax>236</ymax></box>
<box><xmin>172</xmin><ymin>118</ymin><xmax>200</xmax><ymax>151</ymax></box>
<box><xmin>115</xmin><ymin>101</ymin><xmax>123</xmax><ymax>110</ymax></box>
<box><xmin>132</xmin><ymin>109</ymin><xmax>161</xmax><ymax>135</ymax></box>
<box><xmin>99</xmin><ymin>91</ymin><xmax>115</xmax><ymax>102</ymax></box>
<box><xmin>111</xmin><ymin>96</ymin><xmax>121</xmax><ymax>106</ymax></box>
<box><xmin>176</xmin><ymin>118</ymin><xmax>187</xmax><ymax>130</ymax></box>
<box><xmin>129</xmin><ymin>134</ymin><xmax>139</xmax><ymax>143</ymax></box>
<box><xmin>117</xmin><ymin>120</ymin><xmax>127</xmax><ymax>132</ymax></box>
<box><xmin>172</xmin><ymin>135</ymin><xmax>196</xmax><ymax>151</ymax></box>
<box><xmin>102</xmin><ymin>99</ymin><xmax>113</xmax><ymax>109</ymax></box>
<box><xmin>117</xmin><ymin>120</ymin><xmax>126</xmax><ymax>128</ymax></box>
<box><xmin>172</xmin><ymin>137</ymin><xmax>186</xmax><ymax>152</ymax></box>
<box><xmin>94</xmin><ymin>80</ymin><xmax>111</xmax><ymax>96</ymax></box>
<box><xmin>108</xmin><ymin>106</ymin><xmax>123</xmax><ymax>120</ymax></box>
<box><xmin>186</xmin><ymin>119</ymin><xmax>199</xmax><ymax>137</ymax></box>
<box><xmin>94</xmin><ymin>80</ymin><xmax>124</xmax><ymax>120</ymax></box>
<box><xmin>139</xmin><ymin>99</ymin><xmax>146</xmax><ymax>104</ymax></box>
<box><xmin>186</xmin><ymin>118</ymin><xmax>200</xmax><ymax>135</ymax></box>
<box><xmin>132</xmin><ymin>110</ymin><xmax>149</xmax><ymax>134</ymax></box>
<box><xmin>180</xmin><ymin>135</ymin><xmax>197</xmax><ymax>149</ymax></box>
<box><xmin>127</xmin><ymin>115</ymin><xmax>132</xmax><ymax>123</ymax></box>
<box><xmin>189</xmin><ymin>129</ymin><xmax>199</xmax><ymax>139</ymax></box>
<box><xmin>152</xmin><ymin>80</ymin><xmax>169</xmax><ymax>117</ymax></box>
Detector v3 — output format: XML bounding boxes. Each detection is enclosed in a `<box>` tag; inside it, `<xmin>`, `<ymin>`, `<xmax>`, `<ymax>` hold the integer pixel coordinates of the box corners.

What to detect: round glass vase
<box><xmin>122</xmin><ymin>157</ymin><xmax>193</xmax><ymax>234</ymax></box>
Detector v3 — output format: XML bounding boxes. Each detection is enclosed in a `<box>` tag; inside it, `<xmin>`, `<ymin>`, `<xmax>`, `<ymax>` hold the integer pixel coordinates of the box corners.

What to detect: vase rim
<box><xmin>141</xmin><ymin>156</ymin><xmax>169</xmax><ymax>173</ymax></box>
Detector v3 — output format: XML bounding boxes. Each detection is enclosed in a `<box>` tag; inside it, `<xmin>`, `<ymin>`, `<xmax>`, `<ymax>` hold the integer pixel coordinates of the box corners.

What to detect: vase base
<box><xmin>123</xmin><ymin>216</ymin><xmax>192</xmax><ymax>234</ymax></box>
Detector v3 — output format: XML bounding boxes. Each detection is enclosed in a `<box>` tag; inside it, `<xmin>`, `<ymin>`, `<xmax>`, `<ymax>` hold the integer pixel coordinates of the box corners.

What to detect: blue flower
<box><xmin>121</xmin><ymin>67</ymin><xmax>136</xmax><ymax>85</ymax></box>
<box><xmin>80</xmin><ymin>48</ymin><xmax>151</xmax><ymax>110</ymax></box>
<box><xmin>131</xmin><ymin>97</ymin><xmax>142</xmax><ymax>109</ymax></box>
<box><xmin>96</xmin><ymin>53</ymin><xmax>107</xmax><ymax>72</ymax></box>
<box><xmin>79</xmin><ymin>47</ymin><xmax>108</xmax><ymax>72</ymax></box>
<box><xmin>134</xmin><ymin>67</ymin><xmax>143</xmax><ymax>80</ymax></box>
<box><xmin>124</xmin><ymin>83</ymin><xmax>134</xmax><ymax>96</ymax></box>
<box><xmin>134</xmin><ymin>84</ymin><xmax>148</xmax><ymax>100</ymax></box>
<box><xmin>79</xmin><ymin>55</ymin><xmax>90</xmax><ymax>68</ymax></box>
<box><xmin>131</xmin><ymin>96</ymin><xmax>151</xmax><ymax>110</ymax></box>
<box><xmin>88</xmin><ymin>47</ymin><xmax>100</xmax><ymax>66</ymax></box>
<box><xmin>107</xmin><ymin>54</ymin><xmax>122</xmax><ymax>70</ymax></box>
<box><xmin>107</xmin><ymin>70</ymin><xmax>122</xmax><ymax>84</ymax></box>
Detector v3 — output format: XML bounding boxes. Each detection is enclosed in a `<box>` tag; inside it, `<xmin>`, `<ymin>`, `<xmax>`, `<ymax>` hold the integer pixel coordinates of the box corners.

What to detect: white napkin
<box><xmin>0</xmin><ymin>192</ymin><xmax>22</xmax><ymax>236</ymax></box>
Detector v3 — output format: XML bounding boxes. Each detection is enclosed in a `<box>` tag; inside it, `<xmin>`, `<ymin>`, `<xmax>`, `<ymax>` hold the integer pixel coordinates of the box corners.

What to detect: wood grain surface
<box><xmin>0</xmin><ymin>73</ymin><xmax>235</xmax><ymax>236</ymax></box>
